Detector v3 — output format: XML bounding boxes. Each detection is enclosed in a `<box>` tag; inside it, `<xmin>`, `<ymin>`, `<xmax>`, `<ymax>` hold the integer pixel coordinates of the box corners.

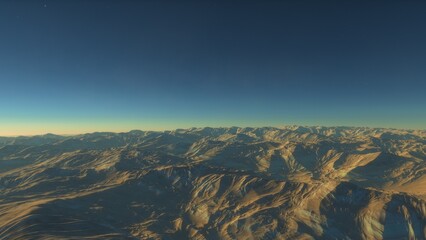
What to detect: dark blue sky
<box><xmin>1</xmin><ymin>0</ymin><xmax>425</xmax><ymax>134</ymax></box>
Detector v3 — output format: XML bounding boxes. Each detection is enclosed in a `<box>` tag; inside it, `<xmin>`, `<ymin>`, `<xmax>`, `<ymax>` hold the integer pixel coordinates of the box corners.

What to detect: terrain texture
<box><xmin>0</xmin><ymin>126</ymin><xmax>425</xmax><ymax>239</ymax></box>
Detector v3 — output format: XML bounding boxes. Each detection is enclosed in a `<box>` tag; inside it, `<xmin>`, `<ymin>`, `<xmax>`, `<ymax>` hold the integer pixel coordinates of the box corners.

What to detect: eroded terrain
<box><xmin>0</xmin><ymin>127</ymin><xmax>425</xmax><ymax>239</ymax></box>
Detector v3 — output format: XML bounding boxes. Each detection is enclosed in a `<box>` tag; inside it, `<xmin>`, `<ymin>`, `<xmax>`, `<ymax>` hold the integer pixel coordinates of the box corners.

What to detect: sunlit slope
<box><xmin>0</xmin><ymin>127</ymin><xmax>425</xmax><ymax>239</ymax></box>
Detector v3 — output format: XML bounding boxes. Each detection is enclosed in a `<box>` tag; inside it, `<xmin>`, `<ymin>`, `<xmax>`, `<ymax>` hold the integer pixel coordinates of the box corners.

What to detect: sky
<box><xmin>0</xmin><ymin>0</ymin><xmax>425</xmax><ymax>135</ymax></box>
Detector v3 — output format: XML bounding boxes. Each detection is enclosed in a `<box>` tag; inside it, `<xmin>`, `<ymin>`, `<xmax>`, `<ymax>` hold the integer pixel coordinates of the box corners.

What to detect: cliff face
<box><xmin>0</xmin><ymin>127</ymin><xmax>425</xmax><ymax>239</ymax></box>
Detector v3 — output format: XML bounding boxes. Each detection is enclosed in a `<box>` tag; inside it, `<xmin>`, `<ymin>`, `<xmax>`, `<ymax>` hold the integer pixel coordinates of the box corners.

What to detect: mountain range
<box><xmin>0</xmin><ymin>126</ymin><xmax>425</xmax><ymax>239</ymax></box>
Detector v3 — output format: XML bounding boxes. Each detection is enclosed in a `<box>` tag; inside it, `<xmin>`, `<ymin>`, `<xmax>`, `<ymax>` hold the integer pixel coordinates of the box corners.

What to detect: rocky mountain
<box><xmin>0</xmin><ymin>126</ymin><xmax>425</xmax><ymax>239</ymax></box>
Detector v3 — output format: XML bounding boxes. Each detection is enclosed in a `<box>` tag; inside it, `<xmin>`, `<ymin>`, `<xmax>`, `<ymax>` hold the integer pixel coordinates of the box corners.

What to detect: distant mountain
<box><xmin>0</xmin><ymin>127</ymin><xmax>425</xmax><ymax>239</ymax></box>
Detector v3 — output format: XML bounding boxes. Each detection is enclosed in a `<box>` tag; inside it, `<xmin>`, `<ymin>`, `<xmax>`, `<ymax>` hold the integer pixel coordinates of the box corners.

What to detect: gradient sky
<box><xmin>1</xmin><ymin>0</ymin><xmax>425</xmax><ymax>135</ymax></box>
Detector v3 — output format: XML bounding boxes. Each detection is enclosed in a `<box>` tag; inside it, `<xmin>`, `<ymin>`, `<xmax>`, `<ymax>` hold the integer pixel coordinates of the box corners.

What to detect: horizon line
<box><xmin>1</xmin><ymin>125</ymin><xmax>425</xmax><ymax>138</ymax></box>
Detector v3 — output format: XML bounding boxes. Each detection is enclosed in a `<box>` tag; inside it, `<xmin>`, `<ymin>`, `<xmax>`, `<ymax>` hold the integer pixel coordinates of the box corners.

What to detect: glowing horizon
<box><xmin>1</xmin><ymin>117</ymin><xmax>424</xmax><ymax>137</ymax></box>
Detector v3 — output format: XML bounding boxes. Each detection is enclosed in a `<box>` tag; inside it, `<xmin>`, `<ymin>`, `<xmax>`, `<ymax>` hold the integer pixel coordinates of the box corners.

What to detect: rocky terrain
<box><xmin>0</xmin><ymin>126</ymin><xmax>425</xmax><ymax>239</ymax></box>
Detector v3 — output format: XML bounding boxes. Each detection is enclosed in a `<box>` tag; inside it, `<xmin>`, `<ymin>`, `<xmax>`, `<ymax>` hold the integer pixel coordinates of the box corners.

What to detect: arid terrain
<box><xmin>0</xmin><ymin>126</ymin><xmax>425</xmax><ymax>239</ymax></box>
